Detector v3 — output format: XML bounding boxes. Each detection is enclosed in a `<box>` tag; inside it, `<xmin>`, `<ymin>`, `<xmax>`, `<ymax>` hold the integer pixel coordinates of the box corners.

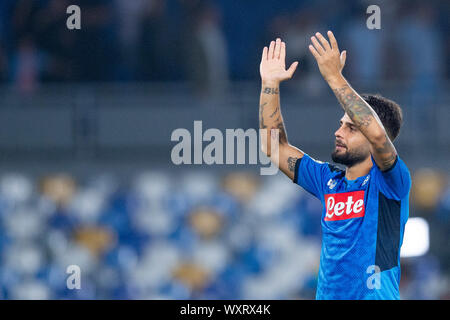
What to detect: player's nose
<box><xmin>335</xmin><ymin>126</ymin><xmax>344</xmax><ymax>139</ymax></box>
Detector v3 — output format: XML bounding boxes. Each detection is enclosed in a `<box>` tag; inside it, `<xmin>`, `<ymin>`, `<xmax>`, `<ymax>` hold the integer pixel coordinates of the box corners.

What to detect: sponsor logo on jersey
<box><xmin>325</xmin><ymin>191</ymin><xmax>365</xmax><ymax>221</ymax></box>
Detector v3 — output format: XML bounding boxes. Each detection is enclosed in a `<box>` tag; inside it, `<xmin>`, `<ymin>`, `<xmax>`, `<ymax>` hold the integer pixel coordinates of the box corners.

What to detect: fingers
<box><xmin>280</xmin><ymin>41</ymin><xmax>286</xmax><ymax>61</ymax></box>
<box><xmin>309</xmin><ymin>44</ymin><xmax>320</xmax><ymax>60</ymax></box>
<box><xmin>327</xmin><ymin>31</ymin><xmax>339</xmax><ymax>51</ymax></box>
<box><xmin>262</xmin><ymin>46</ymin><xmax>268</xmax><ymax>61</ymax></box>
<box><xmin>265</xmin><ymin>38</ymin><xmax>285</xmax><ymax>60</ymax></box>
<box><xmin>286</xmin><ymin>61</ymin><xmax>298</xmax><ymax>78</ymax></box>
<box><xmin>274</xmin><ymin>38</ymin><xmax>282</xmax><ymax>59</ymax></box>
<box><xmin>311</xmin><ymin>36</ymin><xmax>325</xmax><ymax>55</ymax></box>
<box><xmin>268</xmin><ymin>40</ymin><xmax>275</xmax><ymax>59</ymax></box>
<box><xmin>340</xmin><ymin>50</ymin><xmax>347</xmax><ymax>67</ymax></box>
<box><xmin>315</xmin><ymin>32</ymin><xmax>331</xmax><ymax>51</ymax></box>
<box><xmin>265</xmin><ymin>32</ymin><xmax>338</xmax><ymax>60</ymax></box>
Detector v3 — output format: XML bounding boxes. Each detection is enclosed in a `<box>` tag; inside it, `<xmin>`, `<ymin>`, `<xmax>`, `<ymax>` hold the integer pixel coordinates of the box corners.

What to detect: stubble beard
<box><xmin>331</xmin><ymin>146</ymin><xmax>369</xmax><ymax>168</ymax></box>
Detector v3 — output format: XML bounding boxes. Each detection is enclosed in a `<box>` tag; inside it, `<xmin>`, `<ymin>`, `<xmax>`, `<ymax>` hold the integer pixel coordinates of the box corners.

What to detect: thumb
<box><xmin>286</xmin><ymin>61</ymin><xmax>299</xmax><ymax>78</ymax></box>
<box><xmin>340</xmin><ymin>50</ymin><xmax>347</xmax><ymax>67</ymax></box>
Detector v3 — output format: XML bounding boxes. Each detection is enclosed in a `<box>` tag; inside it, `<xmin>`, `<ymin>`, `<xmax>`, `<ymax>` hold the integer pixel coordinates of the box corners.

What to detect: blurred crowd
<box><xmin>0</xmin><ymin>168</ymin><xmax>448</xmax><ymax>299</ymax></box>
<box><xmin>0</xmin><ymin>0</ymin><xmax>448</xmax><ymax>95</ymax></box>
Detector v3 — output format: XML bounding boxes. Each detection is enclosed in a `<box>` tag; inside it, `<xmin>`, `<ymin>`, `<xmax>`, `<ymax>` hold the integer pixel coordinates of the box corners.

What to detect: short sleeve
<box><xmin>293</xmin><ymin>154</ymin><xmax>330</xmax><ymax>199</ymax></box>
<box><xmin>372</xmin><ymin>155</ymin><xmax>411</xmax><ymax>200</ymax></box>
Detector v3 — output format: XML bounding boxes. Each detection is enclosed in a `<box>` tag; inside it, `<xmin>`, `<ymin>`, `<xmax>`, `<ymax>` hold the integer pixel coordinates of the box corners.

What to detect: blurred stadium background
<box><xmin>0</xmin><ymin>0</ymin><xmax>448</xmax><ymax>299</ymax></box>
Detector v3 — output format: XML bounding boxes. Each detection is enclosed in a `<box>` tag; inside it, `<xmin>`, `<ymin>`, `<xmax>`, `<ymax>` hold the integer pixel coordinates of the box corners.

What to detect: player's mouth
<box><xmin>335</xmin><ymin>141</ymin><xmax>347</xmax><ymax>151</ymax></box>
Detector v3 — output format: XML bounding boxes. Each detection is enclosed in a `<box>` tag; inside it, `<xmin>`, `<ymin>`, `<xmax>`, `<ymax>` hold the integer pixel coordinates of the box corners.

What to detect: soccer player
<box><xmin>259</xmin><ymin>32</ymin><xmax>411</xmax><ymax>300</ymax></box>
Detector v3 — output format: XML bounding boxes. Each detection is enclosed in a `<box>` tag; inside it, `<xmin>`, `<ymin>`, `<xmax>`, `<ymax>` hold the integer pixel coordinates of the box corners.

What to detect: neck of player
<box><xmin>345</xmin><ymin>156</ymin><xmax>373</xmax><ymax>181</ymax></box>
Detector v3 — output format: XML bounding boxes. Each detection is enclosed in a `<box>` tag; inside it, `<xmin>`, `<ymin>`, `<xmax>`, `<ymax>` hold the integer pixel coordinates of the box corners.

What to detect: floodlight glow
<box><xmin>400</xmin><ymin>217</ymin><xmax>430</xmax><ymax>258</ymax></box>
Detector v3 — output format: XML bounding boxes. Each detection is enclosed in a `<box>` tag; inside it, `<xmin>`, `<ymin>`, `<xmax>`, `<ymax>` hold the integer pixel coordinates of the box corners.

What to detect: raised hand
<box><xmin>309</xmin><ymin>31</ymin><xmax>346</xmax><ymax>84</ymax></box>
<box><xmin>260</xmin><ymin>38</ymin><xmax>298</xmax><ymax>84</ymax></box>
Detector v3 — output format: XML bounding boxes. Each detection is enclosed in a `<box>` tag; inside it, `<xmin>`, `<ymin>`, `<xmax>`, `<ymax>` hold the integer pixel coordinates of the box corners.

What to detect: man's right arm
<box><xmin>259</xmin><ymin>38</ymin><xmax>304</xmax><ymax>180</ymax></box>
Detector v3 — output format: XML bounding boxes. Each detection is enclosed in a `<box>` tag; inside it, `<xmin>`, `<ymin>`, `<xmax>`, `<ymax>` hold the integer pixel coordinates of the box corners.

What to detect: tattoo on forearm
<box><xmin>332</xmin><ymin>85</ymin><xmax>373</xmax><ymax>128</ymax></box>
<box><xmin>381</xmin><ymin>154</ymin><xmax>397</xmax><ymax>168</ymax></box>
<box><xmin>287</xmin><ymin>157</ymin><xmax>298</xmax><ymax>172</ymax></box>
<box><xmin>375</xmin><ymin>139</ymin><xmax>393</xmax><ymax>154</ymax></box>
<box><xmin>375</xmin><ymin>139</ymin><xmax>397</xmax><ymax>168</ymax></box>
<box><xmin>269</xmin><ymin>107</ymin><xmax>279</xmax><ymax>118</ymax></box>
<box><xmin>259</xmin><ymin>102</ymin><xmax>267</xmax><ymax>129</ymax></box>
<box><xmin>278</xmin><ymin>122</ymin><xmax>287</xmax><ymax>143</ymax></box>
<box><xmin>271</xmin><ymin>122</ymin><xmax>287</xmax><ymax>144</ymax></box>
<box><xmin>263</xmin><ymin>87</ymin><xmax>279</xmax><ymax>95</ymax></box>
<box><xmin>260</xmin><ymin>86</ymin><xmax>287</xmax><ymax>146</ymax></box>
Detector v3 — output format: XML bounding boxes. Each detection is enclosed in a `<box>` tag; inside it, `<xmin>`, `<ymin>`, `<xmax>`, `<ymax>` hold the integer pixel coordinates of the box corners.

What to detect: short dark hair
<box><xmin>361</xmin><ymin>93</ymin><xmax>403</xmax><ymax>141</ymax></box>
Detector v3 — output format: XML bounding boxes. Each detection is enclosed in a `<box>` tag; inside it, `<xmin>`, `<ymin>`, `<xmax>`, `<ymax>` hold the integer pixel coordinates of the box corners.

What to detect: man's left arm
<box><xmin>309</xmin><ymin>31</ymin><xmax>397</xmax><ymax>171</ymax></box>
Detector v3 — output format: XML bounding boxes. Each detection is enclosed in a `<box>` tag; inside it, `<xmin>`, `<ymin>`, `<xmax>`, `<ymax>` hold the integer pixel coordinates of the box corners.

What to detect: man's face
<box><xmin>332</xmin><ymin>113</ymin><xmax>371</xmax><ymax>167</ymax></box>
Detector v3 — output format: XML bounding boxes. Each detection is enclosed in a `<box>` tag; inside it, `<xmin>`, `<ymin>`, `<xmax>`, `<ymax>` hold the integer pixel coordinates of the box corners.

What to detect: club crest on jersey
<box><xmin>324</xmin><ymin>191</ymin><xmax>365</xmax><ymax>221</ymax></box>
<box><xmin>327</xmin><ymin>179</ymin><xmax>337</xmax><ymax>190</ymax></box>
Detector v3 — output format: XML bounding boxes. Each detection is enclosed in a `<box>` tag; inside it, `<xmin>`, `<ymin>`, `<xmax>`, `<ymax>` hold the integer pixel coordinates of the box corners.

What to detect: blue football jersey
<box><xmin>293</xmin><ymin>153</ymin><xmax>411</xmax><ymax>300</ymax></box>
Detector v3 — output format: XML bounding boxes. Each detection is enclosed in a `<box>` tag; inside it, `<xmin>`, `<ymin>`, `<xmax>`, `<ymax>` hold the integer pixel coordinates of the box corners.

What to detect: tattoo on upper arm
<box><xmin>287</xmin><ymin>157</ymin><xmax>298</xmax><ymax>172</ymax></box>
<box><xmin>333</xmin><ymin>85</ymin><xmax>373</xmax><ymax>128</ymax></box>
